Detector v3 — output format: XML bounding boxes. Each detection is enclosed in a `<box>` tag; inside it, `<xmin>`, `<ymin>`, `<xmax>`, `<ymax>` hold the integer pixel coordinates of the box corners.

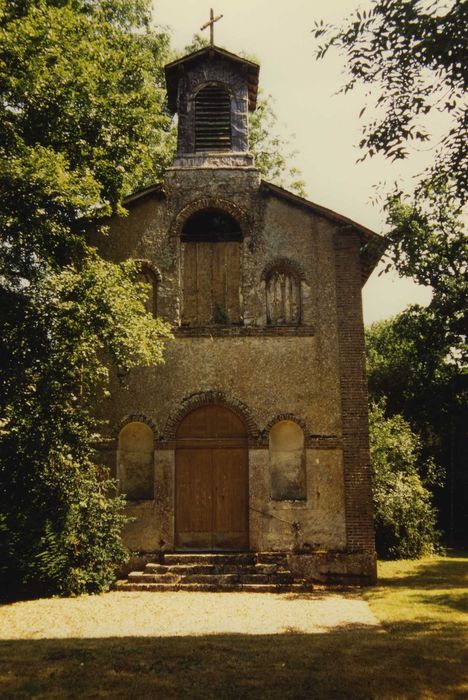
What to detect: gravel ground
<box><xmin>0</xmin><ymin>591</ymin><xmax>380</xmax><ymax>639</ymax></box>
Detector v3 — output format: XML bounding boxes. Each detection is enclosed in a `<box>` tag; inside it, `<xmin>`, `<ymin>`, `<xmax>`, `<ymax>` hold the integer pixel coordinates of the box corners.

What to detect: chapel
<box><xmin>95</xmin><ymin>37</ymin><xmax>383</xmax><ymax>586</ymax></box>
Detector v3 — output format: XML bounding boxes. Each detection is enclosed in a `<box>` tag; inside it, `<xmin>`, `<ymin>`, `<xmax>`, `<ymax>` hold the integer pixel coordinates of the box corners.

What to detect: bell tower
<box><xmin>165</xmin><ymin>46</ymin><xmax>260</xmax><ymax>168</ymax></box>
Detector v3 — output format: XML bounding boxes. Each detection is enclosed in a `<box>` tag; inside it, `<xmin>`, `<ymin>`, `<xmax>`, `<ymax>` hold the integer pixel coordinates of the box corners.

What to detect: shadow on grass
<box><xmin>377</xmin><ymin>554</ymin><xmax>468</xmax><ymax>590</ymax></box>
<box><xmin>1</xmin><ymin>623</ymin><xmax>467</xmax><ymax>699</ymax></box>
<box><xmin>415</xmin><ymin>591</ymin><xmax>468</xmax><ymax>614</ymax></box>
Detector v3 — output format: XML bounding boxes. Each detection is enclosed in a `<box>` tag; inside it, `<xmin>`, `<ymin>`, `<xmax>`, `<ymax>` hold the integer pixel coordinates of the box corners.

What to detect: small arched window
<box><xmin>195</xmin><ymin>84</ymin><xmax>232</xmax><ymax>152</ymax></box>
<box><xmin>118</xmin><ymin>421</ymin><xmax>154</xmax><ymax>500</ymax></box>
<box><xmin>136</xmin><ymin>262</ymin><xmax>158</xmax><ymax>318</ymax></box>
<box><xmin>265</xmin><ymin>264</ymin><xmax>302</xmax><ymax>325</ymax></box>
<box><xmin>181</xmin><ymin>209</ymin><xmax>242</xmax><ymax>326</ymax></box>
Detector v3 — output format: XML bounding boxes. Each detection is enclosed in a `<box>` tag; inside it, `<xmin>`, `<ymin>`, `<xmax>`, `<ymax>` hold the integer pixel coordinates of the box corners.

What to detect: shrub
<box><xmin>369</xmin><ymin>402</ymin><xmax>440</xmax><ymax>559</ymax></box>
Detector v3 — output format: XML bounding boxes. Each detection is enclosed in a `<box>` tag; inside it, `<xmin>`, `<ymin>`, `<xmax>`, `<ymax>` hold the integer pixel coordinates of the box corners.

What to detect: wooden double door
<box><xmin>175</xmin><ymin>405</ymin><xmax>249</xmax><ymax>550</ymax></box>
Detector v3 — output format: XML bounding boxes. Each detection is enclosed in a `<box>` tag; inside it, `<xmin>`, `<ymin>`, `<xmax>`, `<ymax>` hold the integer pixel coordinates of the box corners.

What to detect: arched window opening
<box><xmin>181</xmin><ymin>210</ymin><xmax>241</xmax><ymax>243</ymax></box>
<box><xmin>118</xmin><ymin>421</ymin><xmax>154</xmax><ymax>500</ymax></box>
<box><xmin>195</xmin><ymin>84</ymin><xmax>232</xmax><ymax>152</ymax></box>
<box><xmin>269</xmin><ymin>420</ymin><xmax>306</xmax><ymax>501</ymax></box>
<box><xmin>181</xmin><ymin>209</ymin><xmax>241</xmax><ymax>326</ymax></box>
<box><xmin>136</xmin><ymin>262</ymin><xmax>158</xmax><ymax>318</ymax></box>
<box><xmin>265</xmin><ymin>265</ymin><xmax>301</xmax><ymax>325</ymax></box>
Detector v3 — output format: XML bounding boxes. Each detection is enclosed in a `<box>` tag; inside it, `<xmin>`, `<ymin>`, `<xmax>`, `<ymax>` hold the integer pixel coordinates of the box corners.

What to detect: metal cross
<box><xmin>200</xmin><ymin>8</ymin><xmax>223</xmax><ymax>46</ymax></box>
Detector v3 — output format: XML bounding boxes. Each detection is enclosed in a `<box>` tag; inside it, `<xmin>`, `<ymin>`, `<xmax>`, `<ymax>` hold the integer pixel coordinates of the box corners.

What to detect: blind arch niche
<box><xmin>194</xmin><ymin>84</ymin><xmax>232</xmax><ymax>152</ymax></box>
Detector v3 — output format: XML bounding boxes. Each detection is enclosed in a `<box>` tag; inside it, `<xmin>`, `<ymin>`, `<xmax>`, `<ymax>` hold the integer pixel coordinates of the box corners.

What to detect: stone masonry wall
<box><xmin>92</xmin><ymin>167</ymin><xmax>375</xmax><ymax>573</ymax></box>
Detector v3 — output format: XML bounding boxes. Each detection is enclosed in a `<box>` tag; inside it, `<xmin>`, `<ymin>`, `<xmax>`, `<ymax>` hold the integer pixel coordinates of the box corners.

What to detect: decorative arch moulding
<box><xmin>171</xmin><ymin>197</ymin><xmax>251</xmax><ymax>239</ymax></box>
<box><xmin>133</xmin><ymin>259</ymin><xmax>162</xmax><ymax>283</ymax></box>
<box><xmin>263</xmin><ymin>413</ymin><xmax>309</xmax><ymax>436</ymax></box>
<box><xmin>162</xmin><ymin>390</ymin><xmax>260</xmax><ymax>442</ymax></box>
<box><xmin>261</xmin><ymin>257</ymin><xmax>307</xmax><ymax>282</ymax></box>
<box><xmin>116</xmin><ymin>413</ymin><xmax>159</xmax><ymax>438</ymax></box>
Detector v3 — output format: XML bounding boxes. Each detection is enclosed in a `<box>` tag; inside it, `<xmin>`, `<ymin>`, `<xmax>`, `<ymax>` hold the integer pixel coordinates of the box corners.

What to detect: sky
<box><xmin>152</xmin><ymin>0</ymin><xmax>434</xmax><ymax>324</ymax></box>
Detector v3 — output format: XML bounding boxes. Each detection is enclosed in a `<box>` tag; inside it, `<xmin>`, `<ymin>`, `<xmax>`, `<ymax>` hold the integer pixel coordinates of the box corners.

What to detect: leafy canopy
<box><xmin>385</xmin><ymin>182</ymin><xmax>467</xmax><ymax>362</ymax></box>
<box><xmin>369</xmin><ymin>401</ymin><xmax>440</xmax><ymax>559</ymax></box>
<box><xmin>314</xmin><ymin>0</ymin><xmax>467</xmax><ymax>368</ymax></box>
<box><xmin>0</xmin><ymin>0</ymin><xmax>174</xmax><ymax>274</ymax></box>
<box><xmin>366</xmin><ymin>307</ymin><xmax>467</xmax><ymax>544</ymax></box>
<box><xmin>313</xmin><ymin>0</ymin><xmax>467</xmax><ymax>202</ymax></box>
<box><xmin>0</xmin><ymin>0</ymin><xmax>173</xmax><ymax>597</ymax></box>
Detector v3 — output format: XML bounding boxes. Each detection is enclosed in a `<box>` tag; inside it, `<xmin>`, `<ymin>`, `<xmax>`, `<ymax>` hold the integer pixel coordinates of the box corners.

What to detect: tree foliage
<box><xmin>366</xmin><ymin>308</ymin><xmax>467</xmax><ymax>545</ymax></box>
<box><xmin>369</xmin><ymin>401</ymin><xmax>440</xmax><ymax>559</ymax></box>
<box><xmin>0</xmin><ymin>0</ymin><xmax>173</xmax><ymax>597</ymax></box>
<box><xmin>384</xmin><ymin>182</ymin><xmax>467</xmax><ymax>362</ymax></box>
<box><xmin>248</xmin><ymin>92</ymin><xmax>306</xmax><ymax>196</ymax></box>
<box><xmin>313</xmin><ymin>0</ymin><xmax>467</xmax><ymax>202</ymax></box>
<box><xmin>366</xmin><ymin>307</ymin><xmax>456</xmax><ymax>422</ymax></box>
<box><xmin>313</xmin><ymin>2</ymin><xmax>467</xmax><ymax>358</ymax></box>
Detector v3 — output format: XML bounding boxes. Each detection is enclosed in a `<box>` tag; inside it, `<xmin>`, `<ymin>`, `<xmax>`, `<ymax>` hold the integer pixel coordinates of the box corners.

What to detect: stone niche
<box><xmin>117</xmin><ymin>422</ymin><xmax>154</xmax><ymax>500</ymax></box>
<box><xmin>269</xmin><ymin>420</ymin><xmax>306</xmax><ymax>500</ymax></box>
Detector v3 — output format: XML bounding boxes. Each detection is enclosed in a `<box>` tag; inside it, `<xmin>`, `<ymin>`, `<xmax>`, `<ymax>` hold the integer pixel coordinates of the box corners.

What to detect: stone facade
<box><xmin>93</xmin><ymin>46</ymin><xmax>382</xmax><ymax>585</ymax></box>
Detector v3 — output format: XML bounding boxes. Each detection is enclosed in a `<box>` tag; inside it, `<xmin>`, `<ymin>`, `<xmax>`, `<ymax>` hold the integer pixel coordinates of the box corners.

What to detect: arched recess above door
<box><xmin>176</xmin><ymin>404</ymin><xmax>247</xmax><ymax>440</ymax></box>
<box><xmin>171</xmin><ymin>198</ymin><xmax>250</xmax><ymax>239</ymax></box>
<box><xmin>164</xmin><ymin>391</ymin><xmax>259</xmax><ymax>441</ymax></box>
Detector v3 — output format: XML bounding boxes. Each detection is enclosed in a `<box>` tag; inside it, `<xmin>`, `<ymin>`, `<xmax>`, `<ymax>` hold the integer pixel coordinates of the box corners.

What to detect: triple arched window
<box><xmin>264</xmin><ymin>262</ymin><xmax>302</xmax><ymax>325</ymax></box>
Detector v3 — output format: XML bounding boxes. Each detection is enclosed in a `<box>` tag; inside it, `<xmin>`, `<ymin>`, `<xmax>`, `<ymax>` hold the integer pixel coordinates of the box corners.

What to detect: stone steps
<box><xmin>115</xmin><ymin>581</ymin><xmax>308</xmax><ymax>593</ymax></box>
<box><xmin>116</xmin><ymin>552</ymin><xmax>309</xmax><ymax>593</ymax></box>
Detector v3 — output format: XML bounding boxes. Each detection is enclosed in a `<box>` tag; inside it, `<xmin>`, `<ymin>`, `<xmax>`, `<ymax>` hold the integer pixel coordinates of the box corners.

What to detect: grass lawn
<box><xmin>0</xmin><ymin>553</ymin><xmax>467</xmax><ymax>699</ymax></box>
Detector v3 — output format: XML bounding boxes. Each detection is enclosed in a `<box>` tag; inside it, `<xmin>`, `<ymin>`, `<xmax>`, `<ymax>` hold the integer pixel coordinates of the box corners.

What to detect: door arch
<box><xmin>175</xmin><ymin>404</ymin><xmax>249</xmax><ymax>550</ymax></box>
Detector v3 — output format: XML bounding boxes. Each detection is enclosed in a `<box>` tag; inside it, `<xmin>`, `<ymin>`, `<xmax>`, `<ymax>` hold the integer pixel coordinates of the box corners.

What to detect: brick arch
<box><xmin>116</xmin><ymin>414</ymin><xmax>158</xmax><ymax>438</ymax></box>
<box><xmin>134</xmin><ymin>259</ymin><xmax>162</xmax><ymax>283</ymax></box>
<box><xmin>263</xmin><ymin>413</ymin><xmax>309</xmax><ymax>438</ymax></box>
<box><xmin>171</xmin><ymin>198</ymin><xmax>251</xmax><ymax>239</ymax></box>
<box><xmin>164</xmin><ymin>391</ymin><xmax>259</xmax><ymax>440</ymax></box>
<box><xmin>261</xmin><ymin>257</ymin><xmax>307</xmax><ymax>282</ymax></box>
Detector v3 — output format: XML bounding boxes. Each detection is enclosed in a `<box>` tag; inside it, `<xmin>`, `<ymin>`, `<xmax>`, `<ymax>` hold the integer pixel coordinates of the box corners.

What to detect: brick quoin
<box><xmin>334</xmin><ymin>232</ymin><xmax>376</xmax><ymax>570</ymax></box>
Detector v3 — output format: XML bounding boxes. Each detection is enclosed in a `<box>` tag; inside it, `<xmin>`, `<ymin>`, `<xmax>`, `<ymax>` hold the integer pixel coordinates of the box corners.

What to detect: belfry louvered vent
<box><xmin>195</xmin><ymin>85</ymin><xmax>232</xmax><ymax>151</ymax></box>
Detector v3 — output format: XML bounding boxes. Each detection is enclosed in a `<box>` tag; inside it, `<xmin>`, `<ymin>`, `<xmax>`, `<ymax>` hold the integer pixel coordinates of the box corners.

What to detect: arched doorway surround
<box><xmin>175</xmin><ymin>404</ymin><xmax>249</xmax><ymax>551</ymax></box>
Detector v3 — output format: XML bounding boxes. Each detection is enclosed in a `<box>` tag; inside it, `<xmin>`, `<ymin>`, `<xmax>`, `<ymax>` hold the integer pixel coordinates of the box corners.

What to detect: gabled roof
<box><xmin>260</xmin><ymin>181</ymin><xmax>386</xmax><ymax>284</ymax></box>
<box><xmin>122</xmin><ymin>181</ymin><xmax>385</xmax><ymax>286</ymax></box>
<box><xmin>122</xmin><ymin>183</ymin><xmax>165</xmax><ymax>206</ymax></box>
<box><xmin>165</xmin><ymin>46</ymin><xmax>260</xmax><ymax>113</ymax></box>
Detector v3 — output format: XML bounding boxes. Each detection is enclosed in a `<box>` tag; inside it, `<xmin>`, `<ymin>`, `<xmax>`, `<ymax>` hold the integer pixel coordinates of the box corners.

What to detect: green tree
<box><xmin>385</xmin><ymin>183</ymin><xmax>467</xmax><ymax>363</ymax></box>
<box><xmin>313</xmin><ymin>0</ymin><xmax>467</xmax><ymax>202</ymax></box>
<box><xmin>0</xmin><ymin>0</ymin><xmax>173</xmax><ymax>597</ymax></box>
<box><xmin>248</xmin><ymin>92</ymin><xmax>306</xmax><ymax>196</ymax></box>
<box><xmin>366</xmin><ymin>309</ymin><xmax>467</xmax><ymax>545</ymax></box>
<box><xmin>369</xmin><ymin>401</ymin><xmax>440</xmax><ymax>559</ymax></box>
<box><xmin>313</xmin><ymin>1</ymin><xmax>467</xmax><ymax>360</ymax></box>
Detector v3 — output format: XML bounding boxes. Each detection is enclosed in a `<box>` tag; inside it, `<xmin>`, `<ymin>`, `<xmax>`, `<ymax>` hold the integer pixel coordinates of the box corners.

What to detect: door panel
<box><xmin>175</xmin><ymin>448</ymin><xmax>213</xmax><ymax>548</ymax></box>
<box><xmin>196</xmin><ymin>243</ymin><xmax>212</xmax><ymax>324</ymax></box>
<box><xmin>182</xmin><ymin>242</ymin><xmax>198</xmax><ymax>323</ymax></box>
<box><xmin>175</xmin><ymin>405</ymin><xmax>249</xmax><ymax>550</ymax></box>
<box><xmin>225</xmin><ymin>242</ymin><xmax>241</xmax><ymax>323</ymax></box>
<box><xmin>213</xmin><ymin>448</ymin><xmax>248</xmax><ymax>536</ymax></box>
<box><xmin>182</xmin><ymin>242</ymin><xmax>241</xmax><ymax>325</ymax></box>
